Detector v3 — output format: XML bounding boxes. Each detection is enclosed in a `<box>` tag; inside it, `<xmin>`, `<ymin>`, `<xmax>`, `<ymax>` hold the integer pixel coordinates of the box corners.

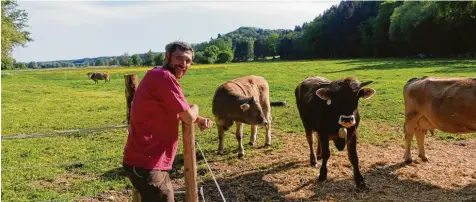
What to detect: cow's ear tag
<box><xmin>327</xmin><ymin>100</ymin><xmax>332</xmax><ymax>105</ymax></box>
<box><xmin>240</xmin><ymin>103</ymin><xmax>250</xmax><ymax>111</ymax></box>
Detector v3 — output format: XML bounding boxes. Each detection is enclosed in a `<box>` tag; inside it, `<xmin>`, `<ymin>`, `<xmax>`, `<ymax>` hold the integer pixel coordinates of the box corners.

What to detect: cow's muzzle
<box><xmin>338</xmin><ymin>115</ymin><xmax>355</xmax><ymax>128</ymax></box>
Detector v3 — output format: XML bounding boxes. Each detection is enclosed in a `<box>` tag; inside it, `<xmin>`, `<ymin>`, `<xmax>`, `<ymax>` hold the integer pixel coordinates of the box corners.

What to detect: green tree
<box><xmin>203</xmin><ymin>45</ymin><xmax>220</xmax><ymax>63</ymax></box>
<box><xmin>28</xmin><ymin>61</ymin><xmax>37</xmax><ymax>69</ymax></box>
<box><xmin>119</xmin><ymin>53</ymin><xmax>131</xmax><ymax>66</ymax></box>
<box><xmin>1</xmin><ymin>0</ymin><xmax>33</xmax><ymax>69</ymax></box>
<box><xmin>143</xmin><ymin>49</ymin><xmax>155</xmax><ymax>66</ymax></box>
<box><xmin>217</xmin><ymin>51</ymin><xmax>233</xmax><ymax>63</ymax></box>
<box><xmin>131</xmin><ymin>54</ymin><xmax>142</xmax><ymax>66</ymax></box>
<box><xmin>266</xmin><ymin>33</ymin><xmax>279</xmax><ymax>58</ymax></box>
<box><xmin>95</xmin><ymin>59</ymin><xmax>106</xmax><ymax>66</ymax></box>
<box><xmin>193</xmin><ymin>51</ymin><xmax>207</xmax><ymax>64</ymax></box>
<box><xmin>154</xmin><ymin>53</ymin><xmax>165</xmax><ymax>66</ymax></box>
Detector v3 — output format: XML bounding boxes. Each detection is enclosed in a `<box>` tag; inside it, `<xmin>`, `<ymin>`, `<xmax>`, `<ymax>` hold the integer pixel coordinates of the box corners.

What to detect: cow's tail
<box><xmin>270</xmin><ymin>101</ymin><xmax>287</xmax><ymax>107</ymax></box>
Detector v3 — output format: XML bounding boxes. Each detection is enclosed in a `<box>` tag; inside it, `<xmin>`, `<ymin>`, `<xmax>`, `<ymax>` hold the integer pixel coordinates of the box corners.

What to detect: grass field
<box><xmin>1</xmin><ymin>58</ymin><xmax>476</xmax><ymax>201</ymax></box>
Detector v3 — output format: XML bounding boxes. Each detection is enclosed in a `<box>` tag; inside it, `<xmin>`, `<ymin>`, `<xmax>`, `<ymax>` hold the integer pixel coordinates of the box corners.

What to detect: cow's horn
<box><xmin>360</xmin><ymin>81</ymin><xmax>373</xmax><ymax>88</ymax></box>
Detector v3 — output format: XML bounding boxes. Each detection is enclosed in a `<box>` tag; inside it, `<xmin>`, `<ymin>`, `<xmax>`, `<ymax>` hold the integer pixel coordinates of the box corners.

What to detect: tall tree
<box><xmin>1</xmin><ymin>0</ymin><xmax>33</xmax><ymax>69</ymax></box>
<box><xmin>131</xmin><ymin>54</ymin><xmax>142</xmax><ymax>66</ymax></box>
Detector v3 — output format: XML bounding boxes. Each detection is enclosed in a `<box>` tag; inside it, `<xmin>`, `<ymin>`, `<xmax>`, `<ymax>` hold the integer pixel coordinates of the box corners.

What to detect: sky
<box><xmin>11</xmin><ymin>0</ymin><xmax>340</xmax><ymax>63</ymax></box>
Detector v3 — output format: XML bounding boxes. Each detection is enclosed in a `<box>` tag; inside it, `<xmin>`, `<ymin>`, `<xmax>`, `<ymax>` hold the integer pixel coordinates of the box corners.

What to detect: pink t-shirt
<box><xmin>123</xmin><ymin>66</ymin><xmax>190</xmax><ymax>170</ymax></box>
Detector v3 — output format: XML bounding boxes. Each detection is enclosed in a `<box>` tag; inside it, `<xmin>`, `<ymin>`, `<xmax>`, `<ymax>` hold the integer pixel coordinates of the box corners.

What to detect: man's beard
<box><xmin>164</xmin><ymin>58</ymin><xmax>186</xmax><ymax>78</ymax></box>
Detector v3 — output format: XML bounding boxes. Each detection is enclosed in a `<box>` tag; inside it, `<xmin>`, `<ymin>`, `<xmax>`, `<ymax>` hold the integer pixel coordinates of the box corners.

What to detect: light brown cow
<box><xmin>403</xmin><ymin>76</ymin><xmax>476</xmax><ymax>163</ymax></box>
<box><xmin>212</xmin><ymin>75</ymin><xmax>284</xmax><ymax>158</ymax></box>
<box><xmin>87</xmin><ymin>72</ymin><xmax>110</xmax><ymax>84</ymax></box>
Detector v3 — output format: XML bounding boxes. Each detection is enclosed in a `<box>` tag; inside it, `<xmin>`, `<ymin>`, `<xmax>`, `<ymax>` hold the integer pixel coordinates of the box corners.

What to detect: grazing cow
<box><xmin>87</xmin><ymin>72</ymin><xmax>110</xmax><ymax>84</ymax></box>
<box><xmin>212</xmin><ymin>75</ymin><xmax>285</xmax><ymax>158</ymax></box>
<box><xmin>295</xmin><ymin>76</ymin><xmax>375</xmax><ymax>189</ymax></box>
<box><xmin>403</xmin><ymin>76</ymin><xmax>476</xmax><ymax>163</ymax></box>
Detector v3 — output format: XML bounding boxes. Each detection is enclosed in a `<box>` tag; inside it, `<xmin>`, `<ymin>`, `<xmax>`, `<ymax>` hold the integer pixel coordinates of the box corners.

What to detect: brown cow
<box><xmin>212</xmin><ymin>75</ymin><xmax>284</xmax><ymax>158</ymax></box>
<box><xmin>403</xmin><ymin>76</ymin><xmax>476</xmax><ymax>163</ymax></box>
<box><xmin>87</xmin><ymin>72</ymin><xmax>110</xmax><ymax>84</ymax></box>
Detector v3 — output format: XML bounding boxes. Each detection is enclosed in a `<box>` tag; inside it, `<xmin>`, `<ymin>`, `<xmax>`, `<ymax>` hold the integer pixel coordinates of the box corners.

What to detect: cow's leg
<box><xmin>217</xmin><ymin>124</ymin><xmax>226</xmax><ymax>155</ymax></box>
<box><xmin>316</xmin><ymin>132</ymin><xmax>322</xmax><ymax>160</ymax></box>
<box><xmin>306</xmin><ymin>129</ymin><xmax>317</xmax><ymax>168</ymax></box>
<box><xmin>249</xmin><ymin>125</ymin><xmax>257</xmax><ymax>146</ymax></box>
<box><xmin>264</xmin><ymin>119</ymin><xmax>271</xmax><ymax>147</ymax></box>
<box><xmin>263</xmin><ymin>106</ymin><xmax>272</xmax><ymax>147</ymax></box>
<box><xmin>403</xmin><ymin>115</ymin><xmax>418</xmax><ymax>163</ymax></box>
<box><xmin>317</xmin><ymin>135</ymin><xmax>330</xmax><ymax>182</ymax></box>
<box><xmin>347</xmin><ymin>129</ymin><xmax>366</xmax><ymax>189</ymax></box>
<box><xmin>235</xmin><ymin>122</ymin><xmax>245</xmax><ymax>158</ymax></box>
<box><xmin>416</xmin><ymin>129</ymin><xmax>428</xmax><ymax>162</ymax></box>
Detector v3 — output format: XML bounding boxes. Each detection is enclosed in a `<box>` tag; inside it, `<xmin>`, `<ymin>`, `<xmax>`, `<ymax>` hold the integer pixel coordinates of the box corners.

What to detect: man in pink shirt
<box><xmin>122</xmin><ymin>41</ymin><xmax>213</xmax><ymax>202</ymax></box>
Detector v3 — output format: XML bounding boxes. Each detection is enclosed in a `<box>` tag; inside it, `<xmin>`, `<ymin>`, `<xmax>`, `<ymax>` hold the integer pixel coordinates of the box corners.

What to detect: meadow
<box><xmin>1</xmin><ymin>58</ymin><xmax>476</xmax><ymax>201</ymax></box>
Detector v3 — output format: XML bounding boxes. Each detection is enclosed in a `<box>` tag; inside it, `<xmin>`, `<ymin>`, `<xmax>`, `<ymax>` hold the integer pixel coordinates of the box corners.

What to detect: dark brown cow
<box><xmin>87</xmin><ymin>72</ymin><xmax>110</xmax><ymax>84</ymax></box>
<box><xmin>295</xmin><ymin>76</ymin><xmax>376</xmax><ymax>189</ymax></box>
<box><xmin>403</xmin><ymin>76</ymin><xmax>476</xmax><ymax>163</ymax></box>
<box><xmin>212</xmin><ymin>75</ymin><xmax>284</xmax><ymax>158</ymax></box>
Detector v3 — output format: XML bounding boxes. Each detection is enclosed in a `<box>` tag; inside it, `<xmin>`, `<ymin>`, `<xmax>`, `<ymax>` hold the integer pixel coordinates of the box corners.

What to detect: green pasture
<box><xmin>1</xmin><ymin>59</ymin><xmax>475</xmax><ymax>201</ymax></box>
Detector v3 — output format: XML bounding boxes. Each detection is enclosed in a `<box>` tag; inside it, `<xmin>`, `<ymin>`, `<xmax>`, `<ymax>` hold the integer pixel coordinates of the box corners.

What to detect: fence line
<box><xmin>1</xmin><ymin>124</ymin><xmax>128</xmax><ymax>140</ymax></box>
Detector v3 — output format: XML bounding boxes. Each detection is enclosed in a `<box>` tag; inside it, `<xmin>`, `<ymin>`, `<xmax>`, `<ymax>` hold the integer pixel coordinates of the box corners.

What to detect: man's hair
<box><xmin>165</xmin><ymin>41</ymin><xmax>194</xmax><ymax>59</ymax></box>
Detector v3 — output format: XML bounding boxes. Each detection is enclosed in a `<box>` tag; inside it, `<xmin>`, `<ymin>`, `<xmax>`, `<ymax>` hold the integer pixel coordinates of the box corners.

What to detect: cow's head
<box><xmin>315</xmin><ymin>77</ymin><xmax>376</xmax><ymax>128</ymax></box>
<box><xmin>239</xmin><ymin>96</ymin><xmax>267</xmax><ymax>126</ymax></box>
<box><xmin>87</xmin><ymin>72</ymin><xmax>93</xmax><ymax>78</ymax></box>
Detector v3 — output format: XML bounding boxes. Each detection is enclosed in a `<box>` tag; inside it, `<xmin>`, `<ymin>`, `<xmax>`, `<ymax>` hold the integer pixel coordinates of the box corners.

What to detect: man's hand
<box><xmin>196</xmin><ymin>116</ymin><xmax>213</xmax><ymax>131</ymax></box>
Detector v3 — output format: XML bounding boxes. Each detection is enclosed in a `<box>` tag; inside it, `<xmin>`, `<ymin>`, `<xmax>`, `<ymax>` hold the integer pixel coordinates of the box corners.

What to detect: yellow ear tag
<box><xmin>338</xmin><ymin>127</ymin><xmax>347</xmax><ymax>139</ymax></box>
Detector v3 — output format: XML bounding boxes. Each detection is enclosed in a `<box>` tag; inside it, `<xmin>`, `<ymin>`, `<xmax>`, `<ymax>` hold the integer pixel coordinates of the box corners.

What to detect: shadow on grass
<box><xmin>324</xmin><ymin>59</ymin><xmax>476</xmax><ymax>73</ymax></box>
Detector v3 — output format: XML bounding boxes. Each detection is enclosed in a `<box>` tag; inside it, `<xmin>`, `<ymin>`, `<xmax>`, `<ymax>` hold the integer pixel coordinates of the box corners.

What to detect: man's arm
<box><xmin>178</xmin><ymin>104</ymin><xmax>199</xmax><ymax>125</ymax></box>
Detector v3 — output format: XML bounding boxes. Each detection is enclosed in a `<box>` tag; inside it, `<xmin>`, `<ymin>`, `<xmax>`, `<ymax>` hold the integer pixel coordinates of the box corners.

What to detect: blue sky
<box><xmin>12</xmin><ymin>0</ymin><xmax>340</xmax><ymax>63</ymax></box>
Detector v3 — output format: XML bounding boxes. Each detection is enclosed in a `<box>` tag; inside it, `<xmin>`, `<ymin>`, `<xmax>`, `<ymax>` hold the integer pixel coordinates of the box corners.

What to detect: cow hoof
<box><xmin>264</xmin><ymin>143</ymin><xmax>271</xmax><ymax>147</ymax></box>
<box><xmin>217</xmin><ymin>150</ymin><xmax>225</xmax><ymax>155</ymax></box>
<box><xmin>317</xmin><ymin>175</ymin><xmax>327</xmax><ymax>182</ymax></box>
<box><xmin>404</xmin><ymin>159</ymin><xmax>413</xmax><ymax>164</ymax></box>
<box><xmin>356</xmin><ymin>183</ymin><xmax>369</xmax><ymax>192</ymax></box>
<box><xmin>248</xmin><ymin>142</ymin><xmax>254</xmax><ymax>146</ymax></box>
<box><xmin>237</xmin><ymin>153</ymin><xmax>244</xmax><ymax>159</ymax></box>
<box><xmin>418</xmin><ymin>155</ymin><xmax>429</xmax><ymax>162</ymax></box>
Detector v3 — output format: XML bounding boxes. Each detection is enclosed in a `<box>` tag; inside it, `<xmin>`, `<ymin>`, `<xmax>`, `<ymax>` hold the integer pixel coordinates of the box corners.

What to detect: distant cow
<box><xmin>295</xmin><ymin>76</ymin><xmax>375</xmax><ymax>189</ymax></box>
<box><xmin>212</xmin><ymin>75</ymin><xmax>285</xmax><ymax>158</ymax></box>
<box><xmin>403</xmin><ymin>76</ymin><xmax>476</xmax><ymax>163</ymax></box>
<box><xmin>87</xmin><ymin>72</ymin><xmax>110</xmax><ymax>84</ymax></box>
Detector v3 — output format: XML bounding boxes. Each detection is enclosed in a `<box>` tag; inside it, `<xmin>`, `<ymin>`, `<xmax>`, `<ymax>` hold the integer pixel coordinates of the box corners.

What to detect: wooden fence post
<box><xmin>124</xmin><ymin>74</ymin><xmax>141</xmax><ymax>202</ymax></box>
<box><xmin>182</xmin><ymin>122</ymin><xmax>198</xmax><ymax>202</ymax></box>
<box><xmin>124</xmin><ymin>74</ymin><xmax>139</xmax><ymax>125</ymax></box>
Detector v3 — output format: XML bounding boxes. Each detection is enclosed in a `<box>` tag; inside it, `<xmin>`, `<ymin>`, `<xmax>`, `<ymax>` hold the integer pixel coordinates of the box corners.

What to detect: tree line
<box><xmin>2</xmin><ymin>1</ymin><xmax>475</xmax><ymax>70</ymax></box>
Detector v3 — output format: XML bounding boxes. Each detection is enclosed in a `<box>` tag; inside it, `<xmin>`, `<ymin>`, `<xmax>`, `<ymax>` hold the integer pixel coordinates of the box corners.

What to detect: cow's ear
<box><xmin>240</xmin><ymin>103</ymin><xmax>250</xmax><ymax>112</ymax></box>
<box><xmin>359</xmin><ymin>88</ymin><xmax>376</xmax><ymax>99</ymax></box>
<box><xmin>315</xmin><ymin>88</ymin><xmax>330</xmax><ymax>100</ymax></box>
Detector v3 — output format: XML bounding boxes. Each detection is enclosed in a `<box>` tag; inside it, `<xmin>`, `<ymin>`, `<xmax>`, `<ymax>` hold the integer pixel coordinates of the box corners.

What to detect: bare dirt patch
<box><xmin>80</xmin><ymin>133</ymin><xmax>476</xmax><ymax>202</ymax></box>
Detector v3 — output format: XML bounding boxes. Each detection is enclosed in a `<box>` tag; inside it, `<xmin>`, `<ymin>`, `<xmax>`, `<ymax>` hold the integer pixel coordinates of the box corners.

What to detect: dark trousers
<box><xmin>123</xmin><ymin>162</ymin><xmax>174</xmax><ymax>202</ymax></box>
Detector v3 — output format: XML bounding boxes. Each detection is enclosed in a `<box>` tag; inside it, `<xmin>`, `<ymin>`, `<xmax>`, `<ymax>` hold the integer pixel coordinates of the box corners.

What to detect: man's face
<box><xmin>166</xmin><ymin>49</ymin><xmax>193</xmax><ymax>79</ymax></box>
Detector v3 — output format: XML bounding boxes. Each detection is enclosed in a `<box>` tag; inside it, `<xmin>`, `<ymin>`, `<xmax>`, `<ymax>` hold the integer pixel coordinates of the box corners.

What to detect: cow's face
<box><xmin>315</xmin><ymin>78</ymin><xmax>375</xmax><ymax>128</ymax></box>
<box><xmin>239</xmin><ymin>97</ymin><xmax>267</xmax><ymax>125</ymax></box>
<box><xmin>87</xmin><ymin>72</ymin><xmax>93</xmax><ymax>78</ymax></box>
